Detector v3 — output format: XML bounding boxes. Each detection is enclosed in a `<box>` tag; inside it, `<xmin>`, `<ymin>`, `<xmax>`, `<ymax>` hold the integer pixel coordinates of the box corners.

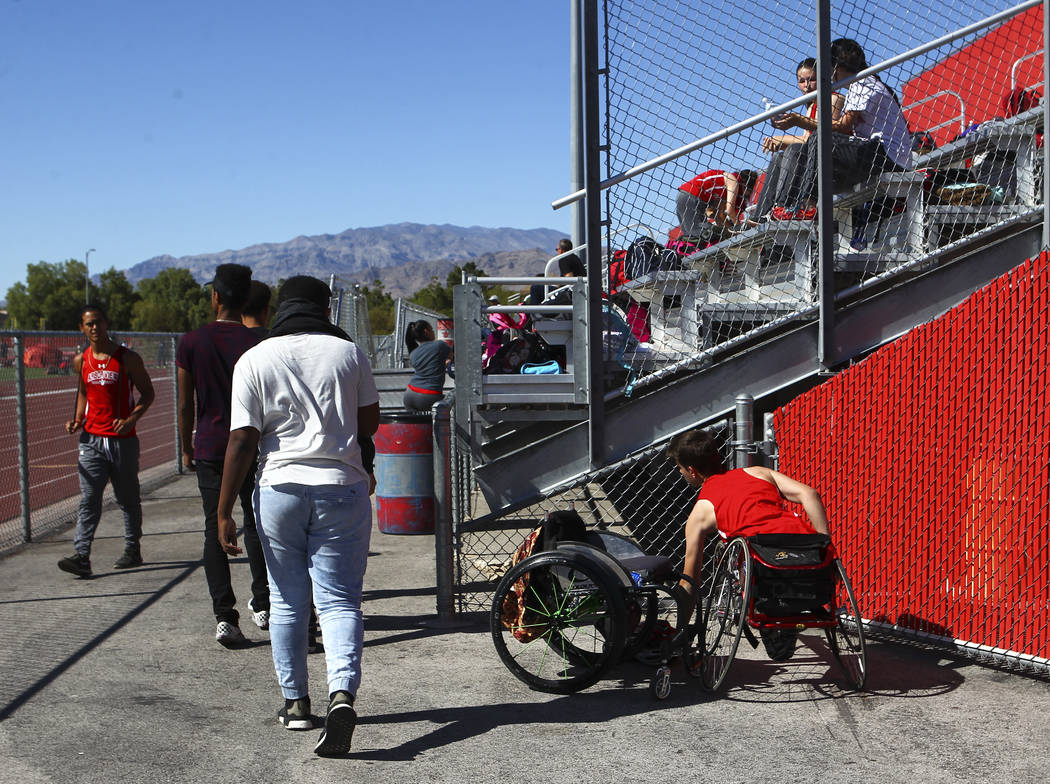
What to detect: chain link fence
<box><xmin>597</xmin><ymin>0</ymin><xmax>1044</xmax><ymax>393</ymax></box>
<box><xmin>451</xmin><ymin>419</ymin><xmax>734</xmax><ymax>613</ymax></box>
<box><xmin>0</xmin><ymin>331</ymin><xmax>181</xmax><ymax>554</ymax></box>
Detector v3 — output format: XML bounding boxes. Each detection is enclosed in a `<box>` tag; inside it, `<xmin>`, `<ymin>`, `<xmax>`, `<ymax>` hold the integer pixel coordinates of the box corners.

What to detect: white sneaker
<box><xmin>248</xmin><ymin>599</ymin><xmax>270</xmax><ymax>630</ymax></box>
<box><xmin>216</xmin><ymin>621</ymin><xmax>248</xmax><ymax>648</ymax></box>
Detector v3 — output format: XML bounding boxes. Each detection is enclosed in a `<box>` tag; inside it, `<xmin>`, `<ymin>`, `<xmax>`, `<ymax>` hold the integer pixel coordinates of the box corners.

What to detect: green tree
<box><xmin>361</xmin><ymin>280</ymin><xmax>395</xmax><ymax>334</ymax></box>
<box><xmin>95</xmin><ymin>268</ymin><xmax>139</xmax><ymax>330</ymax></box>
<box><xmin>409</xmin><ymin>262</ymin><xmax>488</xmax><ymax>315</ymax></box>
<box><xmin>131</xmin><ymin>268</ymin><xmax>210</xmax><ymax>332</ymax></box>
<box><xmin>5</xmin><ymin>259</ymin><xmax>89</xmax><ymax>330</ymax></box>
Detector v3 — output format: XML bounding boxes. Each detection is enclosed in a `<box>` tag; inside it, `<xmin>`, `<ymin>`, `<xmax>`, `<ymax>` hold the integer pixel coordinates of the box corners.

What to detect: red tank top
<box><xmin>698</xmin><ymin>469</ymin><xmax>816</xmax><ymax>538</ymax></box>
<box><xmin>81</xmin><ymin>346</ymin><xmax>136</xmax><ymax>437</ymax></box>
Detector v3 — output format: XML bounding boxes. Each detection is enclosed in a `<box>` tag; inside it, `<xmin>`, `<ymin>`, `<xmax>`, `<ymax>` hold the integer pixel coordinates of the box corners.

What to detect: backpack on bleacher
<box><xmin>624</xmin><ymin>236</ymin><xmax>681</xmax><ymax>279</ymax></box>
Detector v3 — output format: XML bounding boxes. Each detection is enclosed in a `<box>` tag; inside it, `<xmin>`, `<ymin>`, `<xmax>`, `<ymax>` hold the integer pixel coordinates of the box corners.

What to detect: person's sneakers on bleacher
<box><xmin>113</xmin><ymin>547</ymin><xmax>143</xmax><ymax>569</ymax></box>
<box><xmin>313</xmin><ymin>691</ymin><xmax>356</xmax><ymax>756</ymax></box>
<box><xmin>215</xmin><ymin>621</ymin><xmax>247</xmax><ymax>648</ymax></box>
<box><xmin>57</xmin><ymin>553</ymin><xmax>92</xmax><ymax>578</ymax></box>
<box><xmin>248</xmin><ymin>598</ymin><xmax>270</xmax><ymax>630</ymax></box>
<box><xmin>277</xmin><ymin>697</ymin><xmax>313</xmax><ymax>730</ymax></box>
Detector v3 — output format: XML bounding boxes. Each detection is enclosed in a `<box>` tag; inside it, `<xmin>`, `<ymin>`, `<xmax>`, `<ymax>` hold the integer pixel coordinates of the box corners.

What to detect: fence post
<box><xmin>431</xmin><ymin>397</ymin><xmax>455</xmax><ymax>623</ymax></box>
<box><xmin>734</xmin><ymin>393</ymin><xmax>754</xmax><ymax>469</ymax></box>
<box><xmin>14</xmin><ymin>335</ymin><xmax>31</xmax><ymax>542</ymax></box>
<box><xmin>171</xmin><ymin>335</ymin><xmax>183</xmax><ymax>474</ymax></box>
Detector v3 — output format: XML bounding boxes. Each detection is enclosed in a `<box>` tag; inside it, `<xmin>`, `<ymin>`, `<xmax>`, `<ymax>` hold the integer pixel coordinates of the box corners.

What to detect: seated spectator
<box><xmin>403</xmin><ymin>320</ymin><xmax>452</xmax><ymax>411</ymax></box>
<box><xmin>676</xmin><ymin>170</ymin><xmax>759</xmax><ymax>235</ymax></box>
<box><xmin>529</xmin><ymin>239</ymin><xmax>584</xmax><ymax>305</ymax></box>
<box><xmin>754</xmin><ymin>57</ymin><xmax>844</xmax><ymax>220</ymax></box>
<box><xmin>759</xmin><ymin>38</ymin><xmax>911</xmax><ymax>221</ymax></box>
<box><xmin>761</xmin><ymin>57</ymin><xmax>845</xmax><ymax>153</ymax></box>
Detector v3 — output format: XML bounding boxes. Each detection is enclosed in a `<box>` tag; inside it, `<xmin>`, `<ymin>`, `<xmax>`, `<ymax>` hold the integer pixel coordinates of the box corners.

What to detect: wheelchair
<box><xmin>490</xmin><ymin>526</ymin><xmax>866</xmax><ymax>698</ymax></box>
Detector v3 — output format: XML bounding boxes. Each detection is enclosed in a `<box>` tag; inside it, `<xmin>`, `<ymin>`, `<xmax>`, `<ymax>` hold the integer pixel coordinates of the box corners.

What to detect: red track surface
<box><xmin>0</xmin><ymin>372</ymin><xmax>177</xmax><ymax>524</ymax></box>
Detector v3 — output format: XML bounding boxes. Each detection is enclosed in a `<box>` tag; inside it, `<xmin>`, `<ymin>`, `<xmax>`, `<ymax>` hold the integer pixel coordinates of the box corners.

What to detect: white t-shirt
<box><xmin>230</xmin><ymin>333</ymin><xmax>380</xmax><ymax>486</ymax></box>
<box><xmin>843</xmin><ymin>75</ymin><xmax>912</xmax><ymax>169</ymax></box>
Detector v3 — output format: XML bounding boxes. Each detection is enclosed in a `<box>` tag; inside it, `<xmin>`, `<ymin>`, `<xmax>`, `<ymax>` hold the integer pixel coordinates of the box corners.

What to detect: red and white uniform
<box><xmin>81</xmin><ymin>347</ymin><xmax>136</xmax><ymax>438</ymax></box>
<box><xmin>678</xmin><ymin>169</ymin><xmax>728</xmax><ymax>202</ymax></box>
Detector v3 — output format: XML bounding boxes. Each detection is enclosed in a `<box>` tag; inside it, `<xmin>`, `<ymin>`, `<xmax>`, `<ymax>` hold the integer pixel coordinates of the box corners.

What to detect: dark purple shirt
<box><xmin>176</xmin><ymin>321</ymin><xmax>260</xmax><ymax>461</ymax></box>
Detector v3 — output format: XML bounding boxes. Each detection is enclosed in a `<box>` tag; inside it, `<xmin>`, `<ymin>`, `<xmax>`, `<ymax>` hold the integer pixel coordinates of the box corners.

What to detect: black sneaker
<box><xmin>57</xmin><ymin>553</ymin><xmax>92</xmax><ymax>578</ymax></box>
<box><xmin>277</xmin><ymin>696</ymin><xmax>313</xmax><ymax>730</ymax></box>
<box><xmin>113</xmin><ymin>549</ymin><xmax>143</xmax><ymax>569</ymax></box>
<box><xmin>313</xmin><ymin>691</ymin><xmax>356</xmax><ymax>756</ymax></box>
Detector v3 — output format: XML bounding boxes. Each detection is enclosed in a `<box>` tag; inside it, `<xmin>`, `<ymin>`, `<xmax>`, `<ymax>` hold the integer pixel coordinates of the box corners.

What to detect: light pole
<box><xmin>85</xmin><ymin>248</ymin><xmax>95</xmax><ymax>304</ymax></box>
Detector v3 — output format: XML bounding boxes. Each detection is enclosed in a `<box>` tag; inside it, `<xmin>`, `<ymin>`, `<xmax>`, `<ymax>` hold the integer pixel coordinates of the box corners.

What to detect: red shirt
<box><xmin>81</xmin><ymin>346</ymin><xmax>136</xmax><ymax>438</ymax></box>
<box><xmin>698</xmin><ymin>469</ymin><xmax>816</xmax><ymax>538</ymax></box>
<box><xmin>678</xmin><ymin>169</ymin><xmax>728</xmax><ymax>202</ymax></box>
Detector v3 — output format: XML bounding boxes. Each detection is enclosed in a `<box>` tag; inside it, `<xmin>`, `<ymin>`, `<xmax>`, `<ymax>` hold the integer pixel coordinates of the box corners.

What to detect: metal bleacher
<box><xmin>455</xmin><ymin>3</ymin><xmax>1047</xmax><ymax>514</ymax></box>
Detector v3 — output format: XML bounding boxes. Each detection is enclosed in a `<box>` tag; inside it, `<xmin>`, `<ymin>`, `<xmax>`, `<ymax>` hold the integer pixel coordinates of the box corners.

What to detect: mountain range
<box><xmin>124</xmin><ymin>223</ymin><xmax>567</xmax><ymax>298</ymax></box>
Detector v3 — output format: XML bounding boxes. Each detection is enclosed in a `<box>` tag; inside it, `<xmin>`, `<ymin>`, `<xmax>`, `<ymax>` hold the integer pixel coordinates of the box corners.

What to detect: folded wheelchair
<box><xmin>490</xmin><ymin>520</ymin><xmax>866</xmax><ymax>698</ymax></box>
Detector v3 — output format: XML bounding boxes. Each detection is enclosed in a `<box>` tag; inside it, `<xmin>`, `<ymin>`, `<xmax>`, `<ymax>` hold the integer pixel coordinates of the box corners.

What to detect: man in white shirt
<box><xmin>216</xmin><ymin>275</ymin><xmax>380</xmax><ymax>757</ymax></box>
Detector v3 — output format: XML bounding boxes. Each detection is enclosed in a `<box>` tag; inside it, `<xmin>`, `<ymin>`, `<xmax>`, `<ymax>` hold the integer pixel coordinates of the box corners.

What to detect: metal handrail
<box><xmin>902</xmin><ymin>89</ymin><xmax>967</xmax><ymax>136</ymax></box>
<box><xmin>551</xmin><ymin>0</ymin><xmax>1041</xmax><ymax>210</ymax></box>
<box><xmin>1012</xmin><ymin>48</ymin><xmax>1046</xmax><ymax>92</ymax></box>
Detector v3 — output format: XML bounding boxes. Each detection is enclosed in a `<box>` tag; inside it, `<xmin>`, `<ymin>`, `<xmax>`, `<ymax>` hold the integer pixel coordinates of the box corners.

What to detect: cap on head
<box><xmin>207</xmin><ymin>263</ymin><xmax>252</xmax><ymax>308</ymax></box>
<box><xmin>278</xmin><ymin>275</ymin><xmax>331</xmax><ymax>307</ymax></box>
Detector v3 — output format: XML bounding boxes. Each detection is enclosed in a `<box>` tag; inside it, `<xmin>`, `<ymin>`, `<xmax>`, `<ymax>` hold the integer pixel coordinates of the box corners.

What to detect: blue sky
<box><xmin>0</xmin><ymin>1</ymin><xmax>576</xmax><ymax>297</ymax></box>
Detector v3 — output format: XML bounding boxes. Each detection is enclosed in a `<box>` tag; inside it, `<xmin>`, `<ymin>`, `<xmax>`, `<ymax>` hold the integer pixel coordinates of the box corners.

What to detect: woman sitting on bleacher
<box><xmin>676</xmin><ymin>169</ymin><xmax>759</xmax><ymax>236</ymax></box>
<box><xmin>759</xmin><ymin>38</ymin><xmax>911</xmax><ymax>221</ymax></box>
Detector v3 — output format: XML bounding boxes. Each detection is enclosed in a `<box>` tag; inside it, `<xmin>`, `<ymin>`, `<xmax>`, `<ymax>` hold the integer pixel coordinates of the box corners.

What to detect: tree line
<box><xmin>3</xmin><ymin>259</ymin><xmax>503</xmax><ymax>334</ymax></box>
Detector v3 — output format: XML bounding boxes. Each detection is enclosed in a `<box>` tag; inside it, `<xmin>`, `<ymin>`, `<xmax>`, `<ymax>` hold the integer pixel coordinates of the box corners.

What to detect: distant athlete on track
<box><xmin>58</xmin><ymin>304</ymin><xmax>154</xmax><ymax>578</ymax></box>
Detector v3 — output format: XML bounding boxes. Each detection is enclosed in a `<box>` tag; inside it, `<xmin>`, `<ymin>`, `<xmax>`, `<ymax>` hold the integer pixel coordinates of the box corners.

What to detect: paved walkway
<box><xmin>0</xmin><ymin>473</ymin><xmax>1047</xmax><ymax>783</ymax></box>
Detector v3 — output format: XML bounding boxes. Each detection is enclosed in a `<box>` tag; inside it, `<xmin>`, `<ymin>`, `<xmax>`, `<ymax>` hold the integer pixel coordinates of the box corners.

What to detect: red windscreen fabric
<box><xmin>774</xmin><ymin>252</ymin><xmax>1050</xmax><ymax>658</ymax></box>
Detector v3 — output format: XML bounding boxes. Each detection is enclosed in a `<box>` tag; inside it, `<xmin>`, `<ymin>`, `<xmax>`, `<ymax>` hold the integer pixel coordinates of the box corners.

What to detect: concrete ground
<box><xmin>0</xmin><ymin>473</ymin><xmax>1047</xmax><ymax>783</ymax></box>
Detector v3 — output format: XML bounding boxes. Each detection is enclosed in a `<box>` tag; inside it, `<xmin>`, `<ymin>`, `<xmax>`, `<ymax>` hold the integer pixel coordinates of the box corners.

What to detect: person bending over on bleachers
<box><xmin>760</xmin><ymin>37</ymin><xmax>911</xmax><ymax>222</ymax></box>
<box><xmin>667</xmin><ymin>427</ymin><xmax>830</xmax><ymax>658</ymax></box>
<box><xmin>676</xmin><ymin>169</ymin><xmax>759</xmax><ymax>237</ymax></box>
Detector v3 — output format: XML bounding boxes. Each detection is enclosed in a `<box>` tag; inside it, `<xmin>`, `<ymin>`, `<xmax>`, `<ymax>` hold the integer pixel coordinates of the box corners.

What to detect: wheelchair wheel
<box><xmin>490</xmin><ymin>550</ymin><xmax>627</xmax><ymax>694</ymax></box>
<box><xmin>699</xmin><ymin>537</ymin><xmax>752</xmax><ymax>691</ymax></box>
<box><xmin>824</xmin><ymin>560</ymin><xmax>867</xmax><ymax>689</ymax></box>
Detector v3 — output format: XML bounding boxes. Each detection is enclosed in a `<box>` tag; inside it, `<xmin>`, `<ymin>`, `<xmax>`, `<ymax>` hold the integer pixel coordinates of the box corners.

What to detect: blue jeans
<box><xmin>73</xmin><ymin>432</ymin><xmax>142</xmax><ymax>557</ymax></box>
<box><xmin>255</xmin><ymin>481</ymin><xmax>371</xmax><ymax>700</ymax></box>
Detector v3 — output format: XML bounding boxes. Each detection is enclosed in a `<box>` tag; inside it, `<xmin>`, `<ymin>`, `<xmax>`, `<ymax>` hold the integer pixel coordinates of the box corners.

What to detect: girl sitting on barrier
<box><xmin>403</xmin><ymin>320</ymin><xmax>452</xmax><ymax>411</ymax></box>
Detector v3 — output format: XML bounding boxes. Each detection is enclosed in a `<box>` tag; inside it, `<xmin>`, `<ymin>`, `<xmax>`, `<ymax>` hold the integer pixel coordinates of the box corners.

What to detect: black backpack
<box><xmin>484</xmin><ymin>331</ymin><xmax>556</xmax><ymax>375</ymax></box>
<box><xmin>624</xmin><ymin>235</ymin><xmax>681</xmax><ymax>279</ymax></box>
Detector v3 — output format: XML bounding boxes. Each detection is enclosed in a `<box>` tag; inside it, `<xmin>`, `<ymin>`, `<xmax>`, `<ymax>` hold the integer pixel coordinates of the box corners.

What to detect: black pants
<box><xmin>764</xmin><ymin>133</ymin><xmax>901</xmax><ymax>213</ymax></box>
<box><xmin>196</xmin><ymin>459</ymin><xmax>269</xmax><ymax>625</ymax></box>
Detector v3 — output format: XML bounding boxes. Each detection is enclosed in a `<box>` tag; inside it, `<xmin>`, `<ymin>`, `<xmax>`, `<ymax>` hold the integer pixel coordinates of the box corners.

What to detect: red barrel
<box><xmin>374</xmin><ymin>411</ymin><xmax>435</xmax><ymax>534</ymax></box>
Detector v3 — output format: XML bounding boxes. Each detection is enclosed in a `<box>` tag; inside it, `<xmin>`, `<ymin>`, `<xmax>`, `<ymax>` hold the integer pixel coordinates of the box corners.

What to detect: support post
<box><xmin>14</xmin><ymin>335</ymin><xmax>31</xmax><ymax>542</ymax></box>
<box><xmin>172</xmin><ymin>335</ymin><xmax>182</xmax><ymax>474</ymax></box>
<box><xmin>734</xmin><ymin>393</ymin><xmax>754</xmax><ymax>469</ymax></box>
<box><xmin>432</xmin><ymin>398</ymin><xmax>455</xmax><ymax>623</ymax></box>
<box><xmin>1043</xmin><ymin>0</ymin><xmax>1049</xmax><ymax>246</ymax></box>
<box><xmin>815</xmin><ymin>0</ymin><xmax>835</xmax><ymax>368</ymax></box>
<box><xmin>582</xmin><ymin>0</ymin><xmax>606</xmax><ymax>470</ymax></box>
<box><xmin>571</xmin><ymin>0</ymin><xmax>586</xmax><ymax>248</ymax></box>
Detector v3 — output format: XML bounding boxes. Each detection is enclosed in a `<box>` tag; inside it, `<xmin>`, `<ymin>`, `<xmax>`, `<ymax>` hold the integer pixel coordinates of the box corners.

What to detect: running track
<box><xmin>0</xmin><ymin>372</ymin><xmax>177</xmax><ymax>525</ymax></box>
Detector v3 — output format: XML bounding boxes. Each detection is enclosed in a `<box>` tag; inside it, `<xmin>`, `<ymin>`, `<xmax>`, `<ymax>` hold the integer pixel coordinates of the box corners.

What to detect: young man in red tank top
<box><xmin>666</xmin><ymin>428</ymin><xmax>830</xmax><ymax>616</ymax></box>
<box><xmin>58</xmin><ymin>304</ymin><xmax>154</xmax><ymax>578</ymax></box>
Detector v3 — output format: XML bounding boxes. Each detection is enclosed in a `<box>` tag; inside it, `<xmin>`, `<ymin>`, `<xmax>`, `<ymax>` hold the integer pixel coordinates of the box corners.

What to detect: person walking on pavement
<box><xmin>217</xmin><ymin>275</ymin><xmax>379</xmax><ymax>756</ymax></box>
<box><xmin>177</xmin><ymin>263</ymin><xmax>270</xmax><ymax>648</ymax></box>
<box><xmin>59</xmin><ymin>304</ymin><xmax>154</xmax><ymax>578</ymax></box>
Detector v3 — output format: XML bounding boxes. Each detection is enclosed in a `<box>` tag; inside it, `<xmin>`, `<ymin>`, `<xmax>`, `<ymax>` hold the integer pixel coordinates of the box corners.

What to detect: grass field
<box><xmin>0</xmin><ymin>367</ymin><xmax>70</xmax><ymax>382</ymax></box>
